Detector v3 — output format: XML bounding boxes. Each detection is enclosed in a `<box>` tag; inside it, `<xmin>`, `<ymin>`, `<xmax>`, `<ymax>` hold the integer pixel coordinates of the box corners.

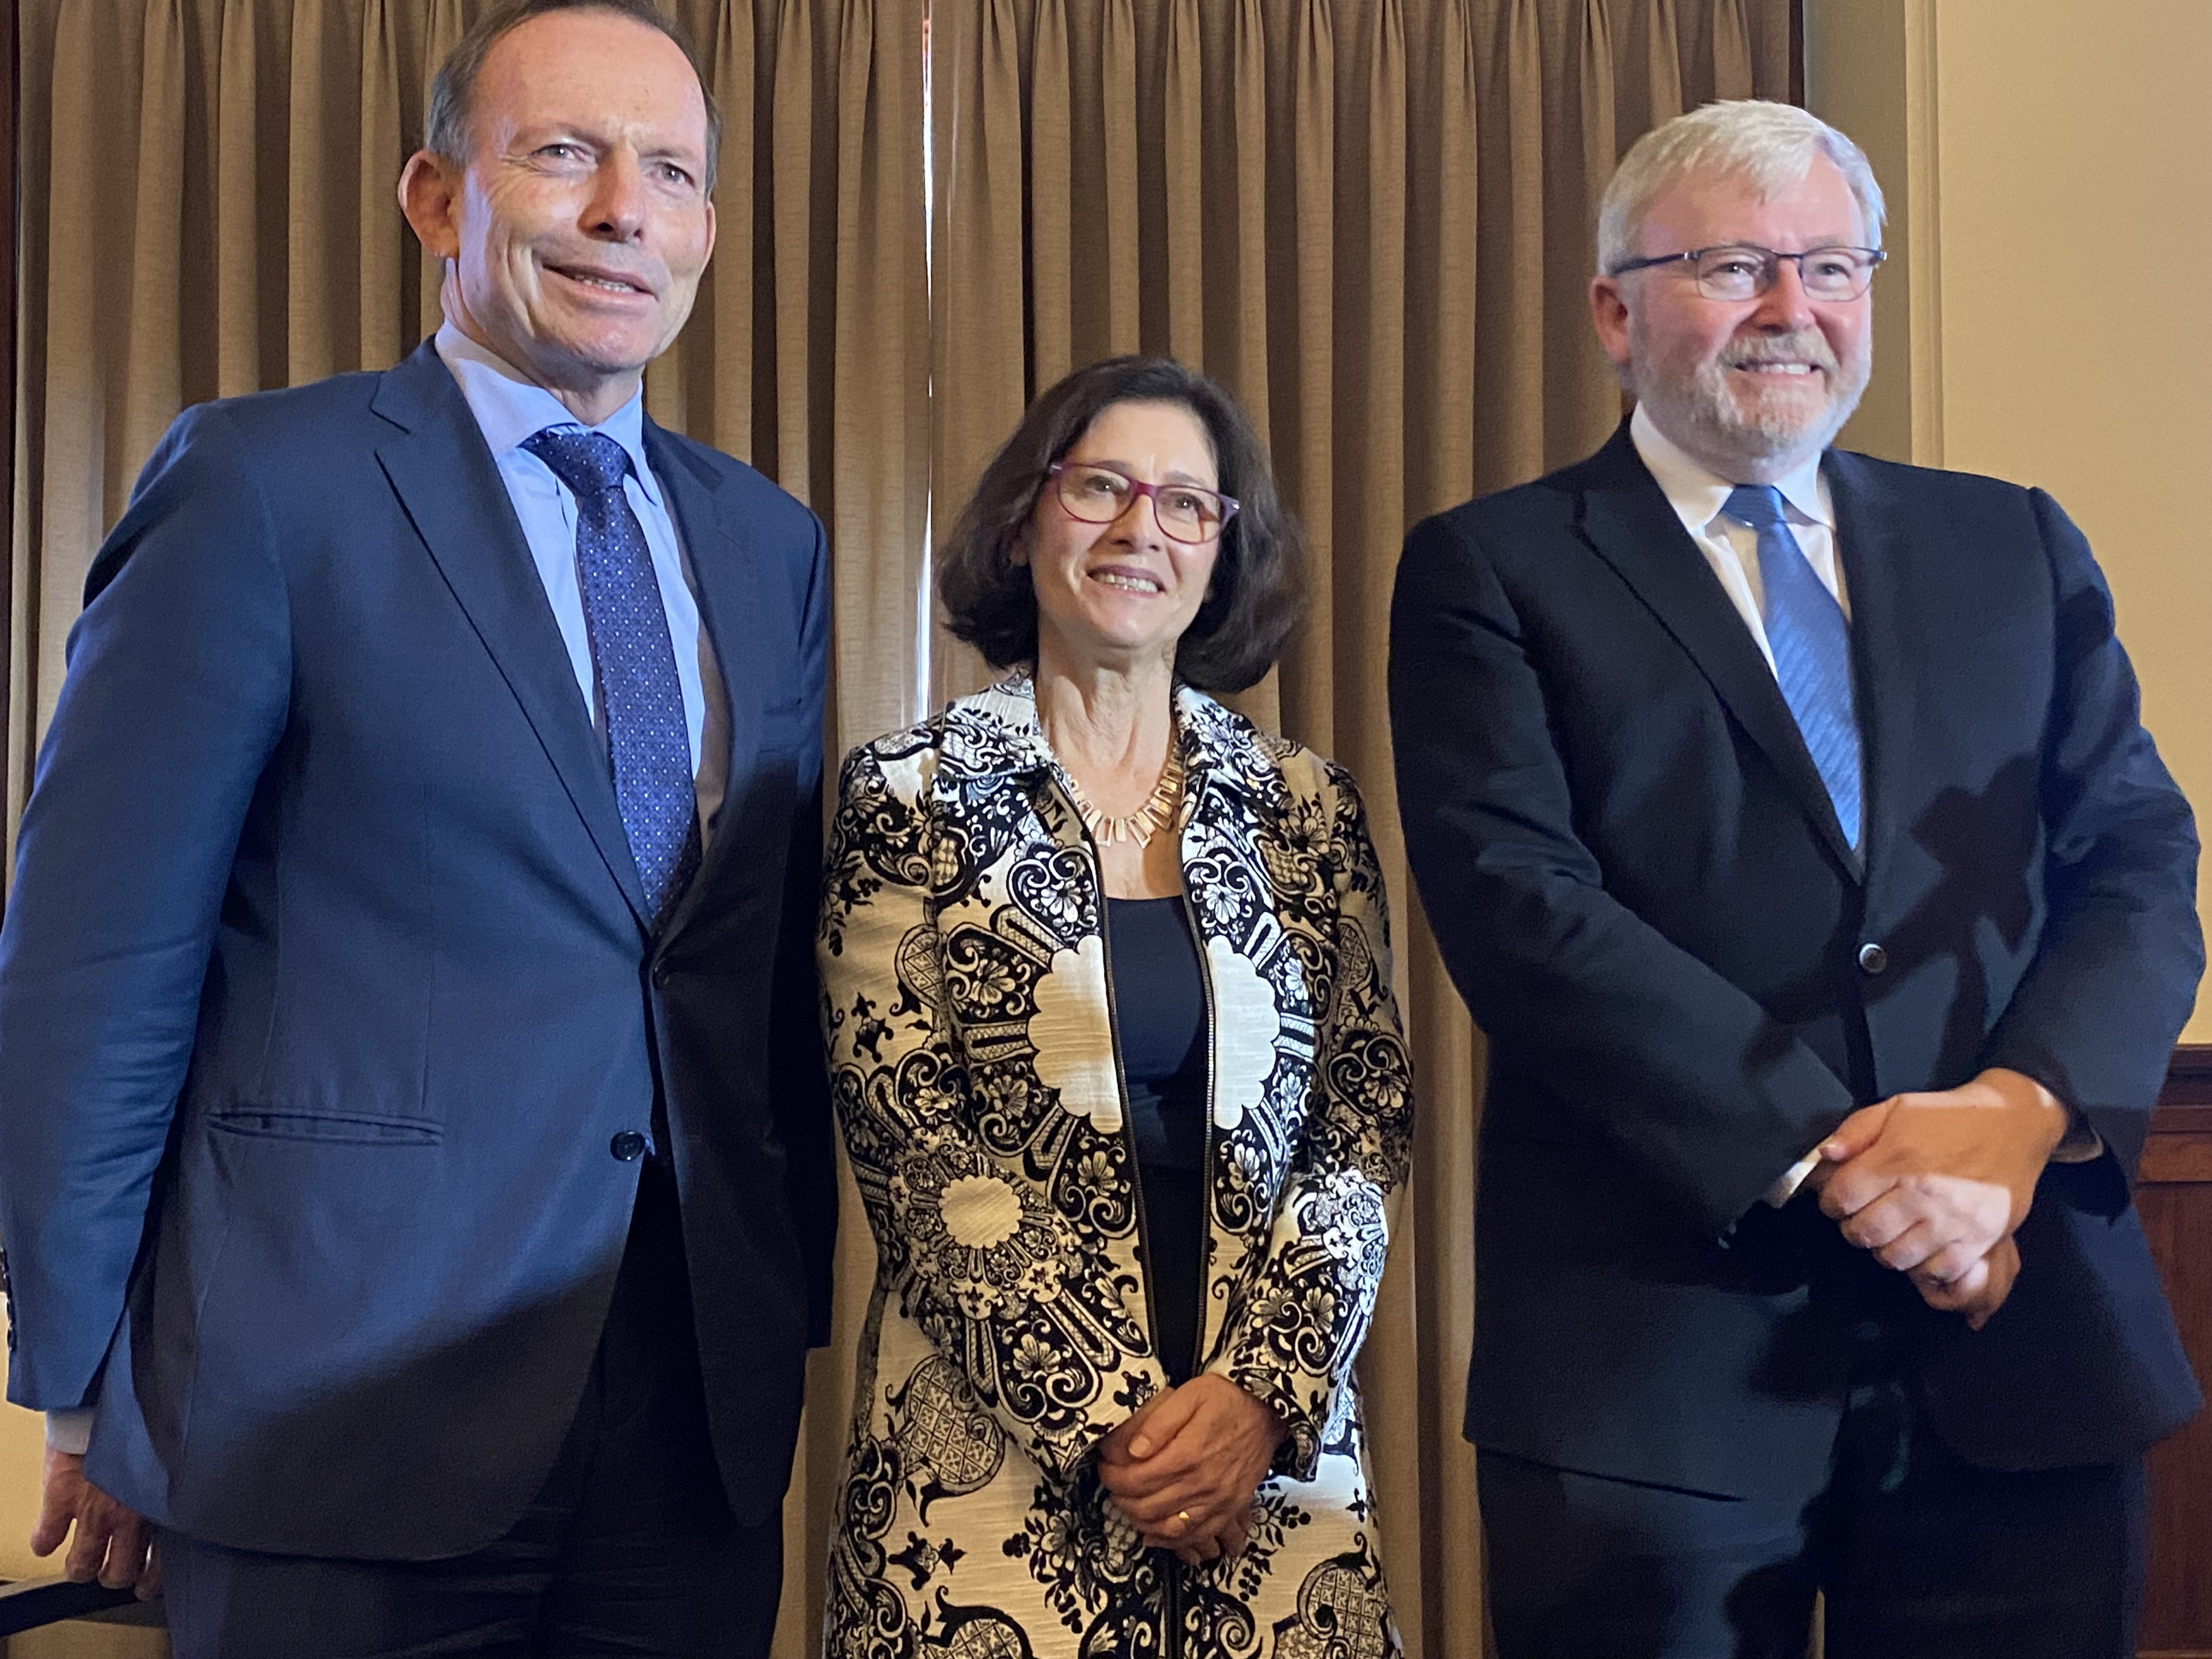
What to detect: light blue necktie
<box><xmin>1723</xmin><ymin>484</ymin><xmax>1863</xmax><ymax>849</ymax></box>
<box><xmin>523</xmin><ymin>428</ymin><xmax>700</xmax><ymax>922</ymax></box>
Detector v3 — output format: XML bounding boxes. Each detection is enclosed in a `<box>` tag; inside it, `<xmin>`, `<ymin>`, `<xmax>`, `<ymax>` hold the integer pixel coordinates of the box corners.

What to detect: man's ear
<box><xmin>398</xmin><ymin>149</ymin><xmax>464</xmax><ymax>263</ymax></box>
<box><xmin>1589</xmin><ymin>274</ymin><xmax>1634</xmax><ymax>371</ymax></box>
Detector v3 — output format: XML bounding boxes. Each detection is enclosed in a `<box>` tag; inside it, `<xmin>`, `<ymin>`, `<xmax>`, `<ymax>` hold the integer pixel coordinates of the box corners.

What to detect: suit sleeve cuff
<box><xmin>45</xmin><ymin>1408</ymin><xmax>95</xmax><ymax>1455</ymax></box>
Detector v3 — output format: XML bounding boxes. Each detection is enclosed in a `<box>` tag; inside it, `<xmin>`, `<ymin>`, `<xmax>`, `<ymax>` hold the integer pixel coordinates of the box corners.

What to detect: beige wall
<box><xmin>1812</xmin><ymin>0</ymin><xmax>2212</xmax><ymax>1041</ymax></box>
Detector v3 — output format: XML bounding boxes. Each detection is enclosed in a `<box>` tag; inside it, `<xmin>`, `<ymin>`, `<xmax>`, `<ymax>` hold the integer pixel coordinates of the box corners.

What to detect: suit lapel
<box><xmin>1575</xmin><ymin>424</ymin><xmax>1863</xmax><ymax>877</ymax></box>
<box><xmin>645</xmin><ymin>425</ymin><xmax>765</xmax><ymax>938</ymax></box>
<box><xmin>371</xmin><ymin>342</ymin><xmax>652</xmax><ymax>928</ymax></box>
<box><xmin>1824</xmin><ymin>450</ymin><xmax>1914</xmax><ymax>881</ymax></box>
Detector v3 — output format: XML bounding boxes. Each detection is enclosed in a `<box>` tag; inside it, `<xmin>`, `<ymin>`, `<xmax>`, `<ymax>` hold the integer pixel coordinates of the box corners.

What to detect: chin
<box><xmin>569</xmin><ymin>338</ymin><xmax>664</xmax><ymax>376</ymax></box>
<box><xmin>537</xmin><ymin>312</ymin><xmax>672</xmax><ymax>370</ymax></box>
<box><xmin>1688</xmin><ymin>384</ymin><xmax>1841</xmax><ymax>466</ymax></box>
<box><xmin>1730</xmin><ymin>404</ymin><xmax>1829</xmax><ymax>453</ymax></box>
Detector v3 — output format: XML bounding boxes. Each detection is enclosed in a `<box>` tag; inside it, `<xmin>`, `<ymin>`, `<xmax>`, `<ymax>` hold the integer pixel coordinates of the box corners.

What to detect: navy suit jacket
<box><xmin>1390</xmin><ymin>424</ymin><xmax>2202</xmax><ymax>1500</ymax></box>
<box><xmin>0</xmin><ymin>340</ymin><xmax>836</xmax><ymax>1556</ymax></box>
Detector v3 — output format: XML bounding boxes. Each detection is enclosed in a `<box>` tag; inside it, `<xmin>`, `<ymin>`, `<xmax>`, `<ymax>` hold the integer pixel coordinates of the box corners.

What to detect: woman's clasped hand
<box><xmin>1098</xmin><ymin>1375</ymin><xmax>1285</xmax><ymax>1564</ymax></box>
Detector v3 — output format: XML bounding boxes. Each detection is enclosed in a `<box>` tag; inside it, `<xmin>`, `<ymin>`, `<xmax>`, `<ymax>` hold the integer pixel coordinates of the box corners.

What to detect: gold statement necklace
<box><xmin>1063</xmin><ymin>744</ymin><xmax>1186</xmax><ymax>847</ymax></box>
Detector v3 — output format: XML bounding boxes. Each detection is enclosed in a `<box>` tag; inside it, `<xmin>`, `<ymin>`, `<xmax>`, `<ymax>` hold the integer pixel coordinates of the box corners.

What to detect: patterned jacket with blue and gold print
<box><xmin>817</xmin><ymin>674</ymin><xmax>1413</xmax><ymax>1659</ymax></box>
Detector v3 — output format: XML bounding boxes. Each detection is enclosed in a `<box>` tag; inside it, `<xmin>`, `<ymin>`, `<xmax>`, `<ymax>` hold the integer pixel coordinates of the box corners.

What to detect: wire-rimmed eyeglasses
<box><xmin>1045</xmin><ymin>461</ymin><xmax>1239</xmax><ymax>545</ymax></box>
<box><xmin>1607</xmin><ymin>244</ymin><xmax>1887</xmax><ymax>302</ymax></box>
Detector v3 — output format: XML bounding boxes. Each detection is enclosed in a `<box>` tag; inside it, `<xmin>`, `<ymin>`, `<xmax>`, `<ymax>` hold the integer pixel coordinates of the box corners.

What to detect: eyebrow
<box><xmin>1071</xmin><ymin>458</ymin><xmax>1220</xmax><ymax>488</ymax></box>
<box><xmin>511</xmin><ymin>122</ymin><xmax>707</xmax><ymax>165</ymax></box>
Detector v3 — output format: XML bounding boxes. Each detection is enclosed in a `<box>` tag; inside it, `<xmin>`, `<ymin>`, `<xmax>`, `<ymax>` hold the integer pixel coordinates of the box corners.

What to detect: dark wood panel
<box><xmin>2141</xmin><ymin>1046</ymin><xmax>2212</xmax><ymax>1657</ymax></box>
<box><xmin>2142</xmin><ymin>1132</ymin><xmax>2212</xmax><ymax>1184</ymax></box>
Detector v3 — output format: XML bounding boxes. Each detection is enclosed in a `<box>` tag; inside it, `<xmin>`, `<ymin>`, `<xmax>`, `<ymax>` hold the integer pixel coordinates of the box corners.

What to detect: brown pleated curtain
<box><xmin>928</xmin><ymin>2</ymin><xmax>1790</xmax><ymax>1652</ymax></box>
<box><xmin>5</xmin><ymin>2</ymin><xmax>1787</xmax><ymax>1655</ymax></box>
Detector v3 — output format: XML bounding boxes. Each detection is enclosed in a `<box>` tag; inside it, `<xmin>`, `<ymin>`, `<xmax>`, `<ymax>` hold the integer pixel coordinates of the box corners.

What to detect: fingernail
<box><xmin>1130</xmin><ymin>1436</ymin><xmax>1152</xmax><ymax>1457</ymax></box>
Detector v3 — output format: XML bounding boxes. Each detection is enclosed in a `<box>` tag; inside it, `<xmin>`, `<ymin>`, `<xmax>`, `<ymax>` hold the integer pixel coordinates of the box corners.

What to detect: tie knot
<box><xmin>1723</xmin><ymin>483</ymin><xmax>1789</xmax><ymax>534</ymax></box>
<box><xmin>524</xmin><ymin>427</ymin><xmax>630</xmax><ymax>499</ymax></box>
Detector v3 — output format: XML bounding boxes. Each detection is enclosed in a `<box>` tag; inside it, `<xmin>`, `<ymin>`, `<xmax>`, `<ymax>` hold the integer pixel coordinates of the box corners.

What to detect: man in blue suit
<box><xmin>1392</xmin><ymin>101</ymin><xmax>2200</xmax><ymax>1657</ymax></box>
<box><xmin>0</xmin><ymin>2</ymin><xmax>833</xmax><ymax>1652</ymax></box>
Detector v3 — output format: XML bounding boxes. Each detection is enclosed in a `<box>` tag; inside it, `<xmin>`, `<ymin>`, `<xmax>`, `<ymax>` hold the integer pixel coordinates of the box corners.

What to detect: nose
<box><xmin>584</xmin><ymin>153</ymin><xmax>649</xmax><ymax>241</ymax></box>
<box><xmin>1106</xmin><ymin>487</ymin><xmax>1168</xmax><ymax>546</ymax></box>
<box><xmin>1751</xmin><ymin>256</ymin><xmax>1816</xmax><ymax>331</ymax></box>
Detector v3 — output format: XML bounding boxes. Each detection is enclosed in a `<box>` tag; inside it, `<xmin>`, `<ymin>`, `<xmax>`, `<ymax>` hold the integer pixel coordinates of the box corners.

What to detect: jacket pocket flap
<box><xmin>207</xmin><ymin>1110</ymin><xmax>443</xmax><ymax>1146</ymax></box>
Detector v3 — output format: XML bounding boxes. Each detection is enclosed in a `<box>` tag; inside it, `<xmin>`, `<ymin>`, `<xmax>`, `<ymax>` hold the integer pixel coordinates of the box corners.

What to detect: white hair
<box><xmin>1596</xmin><ymin>100</ymin><xmax>1886</xmax><ymax>274</ymax></box>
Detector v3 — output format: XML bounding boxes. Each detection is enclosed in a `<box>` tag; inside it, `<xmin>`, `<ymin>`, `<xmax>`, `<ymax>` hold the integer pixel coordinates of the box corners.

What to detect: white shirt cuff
<box><xmin>45</xmin><ymin>1407</ymin><xmax>95</xmax><ymax>1455</ymax></box>
<box><xmin>1764</xmin><ymin>1146</ymin><xmax>1824</xmax><ymax>1208</ymax></box>
<box><xmin>2049</xmin><ymin>1111</ymin><xmax>2104</xmax><ymax>1164</ymax></box>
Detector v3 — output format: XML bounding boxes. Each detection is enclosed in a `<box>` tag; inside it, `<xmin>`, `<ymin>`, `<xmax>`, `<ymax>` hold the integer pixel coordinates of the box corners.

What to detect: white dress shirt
<box><xmin>1629</xmin><ymin>402</ymin><xmax>1847</xmax><ymax>651</ymax></box>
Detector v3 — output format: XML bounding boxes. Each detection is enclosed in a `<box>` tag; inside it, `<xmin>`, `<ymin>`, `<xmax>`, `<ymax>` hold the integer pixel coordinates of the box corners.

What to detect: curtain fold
<box><xmin>927</xmin><ymin>3</ymin><xmax>1793</xmax><ymax>1650</ymax></box>
<box><xmin>7</xmin><ymin>1</ymin><xmax>1788</xmax><ymax>1652</ymax></box>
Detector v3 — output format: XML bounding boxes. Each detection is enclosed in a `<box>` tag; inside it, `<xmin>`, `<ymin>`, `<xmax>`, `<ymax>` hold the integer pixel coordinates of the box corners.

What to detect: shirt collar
<box><xmin>434</xmin><ymin>322</ymin><xmax>662</xmax><ymax>507</ymax></box>
<box><xmin>1629</xmin><ymin>402</ymin><xmax>1831</xmax><ymax>539</ymax></box>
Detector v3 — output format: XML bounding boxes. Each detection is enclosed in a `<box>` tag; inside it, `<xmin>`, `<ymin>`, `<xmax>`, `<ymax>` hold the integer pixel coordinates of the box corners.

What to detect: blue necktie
<box><xmin>523</xmin><ymin>428</ymin><xmax>700</xmax><ymax>922</ymax></box>
<box><xmin>1723</xmin><ymin>484</ymin><xmax>1863</xmax><ymax>849</ymax></box>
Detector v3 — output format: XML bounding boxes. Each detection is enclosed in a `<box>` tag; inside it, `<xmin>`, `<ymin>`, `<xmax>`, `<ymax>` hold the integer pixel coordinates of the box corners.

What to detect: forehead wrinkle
<box><xmin>471</xmin><ymin>20</ymin><xmax>709</xmax><ymax>160</ymax></box>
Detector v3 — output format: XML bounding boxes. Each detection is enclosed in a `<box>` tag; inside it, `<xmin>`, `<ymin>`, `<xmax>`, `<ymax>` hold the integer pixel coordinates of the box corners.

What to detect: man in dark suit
<box><xmin>0</xmin><ymin>3</ymin><xmax>832</xmax><ymax>1653</ymax></box>
<box><xmin>1391</xmin><ymin>99</ymin><xmax>2201</xmax><ymax>1658</ymax></box>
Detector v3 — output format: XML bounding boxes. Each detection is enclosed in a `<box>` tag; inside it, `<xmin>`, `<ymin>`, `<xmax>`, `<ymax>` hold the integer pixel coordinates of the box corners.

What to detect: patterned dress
<box><xmin>817</xmin><ymin>674</ymin><xmax>1414</xmax><ymax>1659</ymax></box>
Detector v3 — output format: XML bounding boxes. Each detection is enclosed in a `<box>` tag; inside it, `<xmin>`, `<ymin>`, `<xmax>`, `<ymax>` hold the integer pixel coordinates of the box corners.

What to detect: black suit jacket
<box><xmin>1389</xmin><ymin>423</ymin><xmax>2202</xmax><ymax>1499</ymax></box>
<box><xmin>0</xmin><ymin>340</ymin><xmax>834</xmax><ymax>1555</ymax></box>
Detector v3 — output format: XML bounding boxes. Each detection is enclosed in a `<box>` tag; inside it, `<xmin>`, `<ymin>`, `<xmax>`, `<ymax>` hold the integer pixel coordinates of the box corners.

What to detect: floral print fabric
<box><xmin>817</xmin><ymin>675</ymin><xmax>1413</xmax><ymax>1658</ymax></box>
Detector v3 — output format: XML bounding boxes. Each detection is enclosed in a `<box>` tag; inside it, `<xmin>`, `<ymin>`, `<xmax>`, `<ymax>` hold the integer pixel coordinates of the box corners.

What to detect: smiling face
<box><xmin>399</xmin><ymin>8</ymin><xmax>715</xmax><ymax>424</ymax></box>
<box><xmin>1590</xmin><ymin>154</ymin><xmax>1872</xmax><ymax>482</ymax></box>
<box><xmin>1022</xmin><ymin>399</ymin><xmax>1223</xmax><ymax>679</ymax></box>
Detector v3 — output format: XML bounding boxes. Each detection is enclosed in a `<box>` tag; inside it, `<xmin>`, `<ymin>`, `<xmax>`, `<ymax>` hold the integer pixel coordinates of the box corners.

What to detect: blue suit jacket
<box><xmin>0</xmin><ymin>340</ymin><xmax>836</xmax><ymax>1556</ymax></box>
<box><xmin>1391</xmin><ymin>425</ymin><xmax>2202</xmax><ymax>1499</ymax></box>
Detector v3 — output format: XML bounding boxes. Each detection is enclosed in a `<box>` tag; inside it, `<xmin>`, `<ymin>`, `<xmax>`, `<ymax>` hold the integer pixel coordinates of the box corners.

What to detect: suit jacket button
<box><xmin>610</xmin><ymin>1131</ymin><xmax>648</xmax><ymax>1162</ymax></box>
<box><xmin>1857</xmin><ymin>942</ymin><xmax>1889</xmax><ymax>975</ymax></box>
<box><xmin>650</xmin><ymin>960</ymin><xmax>671</xmax><ymax>989</ymax></box>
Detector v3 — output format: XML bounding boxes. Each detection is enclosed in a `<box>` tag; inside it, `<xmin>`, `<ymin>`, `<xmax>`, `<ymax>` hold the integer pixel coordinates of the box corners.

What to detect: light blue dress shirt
<box><xmin>435</xmin><ymin>324</ymin><xmax>728</xmax><ymax>838</ymax></box>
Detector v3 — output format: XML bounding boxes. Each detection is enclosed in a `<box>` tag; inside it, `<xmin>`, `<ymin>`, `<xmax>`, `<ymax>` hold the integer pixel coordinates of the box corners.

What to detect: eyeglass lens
<box><xmin>1695</xmin><ymin>246</ymin><xmax>1876</xmax><ymax>301</ymax></box>
<box><xmin>1056</xmin><ymin>465</ymin><xmax>1226</xmax><ymax>542</ymax></box>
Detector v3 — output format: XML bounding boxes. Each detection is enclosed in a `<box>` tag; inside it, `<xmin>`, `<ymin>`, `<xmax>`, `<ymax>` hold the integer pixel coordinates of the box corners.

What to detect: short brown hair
<box><xmin>938</xmin><ymin>357</ymin><xmax>1307</xmax><ymax>694</ymax></box>
<box><xmin>424</xmin><ymin>0</ymin><xmax>723</xmax><ymax>193</ymax></box>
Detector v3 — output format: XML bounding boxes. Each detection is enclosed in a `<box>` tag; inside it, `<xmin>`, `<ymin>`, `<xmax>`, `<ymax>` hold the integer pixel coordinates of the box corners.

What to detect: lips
<box><xmin>1088</xmin><ymin>566</ymin><xmax>1165</xmax><ymax>594</ymax></box>
<box><xmin>549</xmin><ymin>263</ymin><xmax>656</xmax><ymax>298</ymax></box>
<box><xmin>1726</xmin><ymin>330</ymin><xmax>1836</xmax><ymax>381</ymax></box>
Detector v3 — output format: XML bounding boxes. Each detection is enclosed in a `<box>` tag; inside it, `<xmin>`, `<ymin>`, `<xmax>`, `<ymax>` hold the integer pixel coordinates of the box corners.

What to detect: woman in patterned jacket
<box><xmin>817</xmin><ymin>356</ymin><xmax>1414</xmax><ymax>1658</ymax></box>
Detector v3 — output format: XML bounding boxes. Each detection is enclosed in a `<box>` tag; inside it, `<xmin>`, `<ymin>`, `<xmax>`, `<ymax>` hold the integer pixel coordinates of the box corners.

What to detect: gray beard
<box><xmin>1633</xmin><ymin>341</ymin><xmax>1870</xmax><ymax>477</ymax></box>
